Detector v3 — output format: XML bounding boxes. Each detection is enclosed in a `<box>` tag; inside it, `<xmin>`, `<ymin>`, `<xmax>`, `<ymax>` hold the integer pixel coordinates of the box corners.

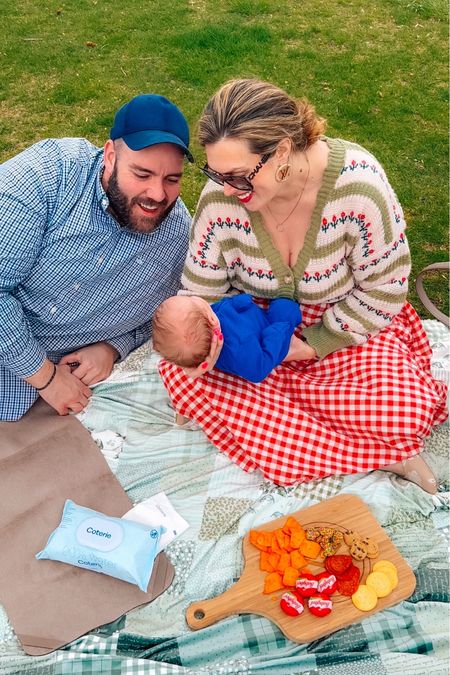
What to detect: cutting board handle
<box><xmin>186</xmin><ymin>581</ymin><xmax>247</xmax><ymax>630</ymax></box>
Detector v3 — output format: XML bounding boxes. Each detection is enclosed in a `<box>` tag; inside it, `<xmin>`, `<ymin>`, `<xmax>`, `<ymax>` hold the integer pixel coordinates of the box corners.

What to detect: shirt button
<box><xmin>284</xmin><ymin>275</ymin><xmax>292</xmax><ymax>284</ymax></box>
<box><xmin>50</xmin><ymin>306</ymin><xmax>57</xmax><ymax>315</ymax></box>
<box><xmin>101</xmin><ymin>196</ymin><xmax>108</xmax><ymax>208</ymax></box>
<box><xmin>98</xmin><ymin>256</ymin><xmax>104</xmax><ymax>264</ymax></box>
<box><xmin>73</xmin><ymin>283</ymin><xmax>80</xmax><ymax>290</ymax></box>
<box><xmin>136</xmin><ymin>257</ymin><xmax>143</xmax><ymax>265</ymax></box>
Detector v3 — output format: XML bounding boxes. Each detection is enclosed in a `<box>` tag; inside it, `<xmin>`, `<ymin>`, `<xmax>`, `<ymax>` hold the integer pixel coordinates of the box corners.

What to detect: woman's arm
<box><xmin>303</xmin><ymin>155</ymin><xmax>411</xmax><ymax>358</ymax></box>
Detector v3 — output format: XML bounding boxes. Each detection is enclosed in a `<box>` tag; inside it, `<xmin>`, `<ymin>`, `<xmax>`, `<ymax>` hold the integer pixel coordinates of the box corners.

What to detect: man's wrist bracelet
<box><xmin>35</xmin><ymin>363</ymin><xmax>57</xmax><ymax>391</ymax></box>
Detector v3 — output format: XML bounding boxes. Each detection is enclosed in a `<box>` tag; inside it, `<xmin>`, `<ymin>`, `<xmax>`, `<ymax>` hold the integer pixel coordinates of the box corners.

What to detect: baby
<box><xmin>151</xmin><ymin>294</ymin><xmax>302</xmax><ymax>383</ymax></box>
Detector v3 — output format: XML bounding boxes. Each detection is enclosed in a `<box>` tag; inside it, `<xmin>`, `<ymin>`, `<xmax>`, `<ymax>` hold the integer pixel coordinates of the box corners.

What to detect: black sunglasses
<box><xmin>201</xmin><ymin>153</ymin><xmax>271</xmax><ymax>193</ymax></box>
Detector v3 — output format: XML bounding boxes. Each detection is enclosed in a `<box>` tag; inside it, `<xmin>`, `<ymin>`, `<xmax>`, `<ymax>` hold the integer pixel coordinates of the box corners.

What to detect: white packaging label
<box><xmin>76</xmin><ymin>516</ymin><xmax>124</xmax><ymax>552</ymax></box>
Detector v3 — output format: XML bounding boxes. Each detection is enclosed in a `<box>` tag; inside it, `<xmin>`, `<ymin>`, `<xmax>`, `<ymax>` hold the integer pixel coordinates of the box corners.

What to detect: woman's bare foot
<box><xmin>380</xmin><ymin>454</ymin><xmax>437</xmax><ymax>494</ymax></box>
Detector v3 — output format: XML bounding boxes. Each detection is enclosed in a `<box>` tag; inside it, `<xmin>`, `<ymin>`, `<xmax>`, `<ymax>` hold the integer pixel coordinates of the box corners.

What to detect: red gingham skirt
<box><xmin>158</xmin><ymin>302</ymin><xmax>448</xmax><ymax>486</ymax></box>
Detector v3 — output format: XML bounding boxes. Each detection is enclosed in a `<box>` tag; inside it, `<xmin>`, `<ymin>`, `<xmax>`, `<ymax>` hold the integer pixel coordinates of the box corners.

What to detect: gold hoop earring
<box><xmin>275</xmin><ymin>163</ymin><xmax>291</xmax><ymax>182</ymax></box>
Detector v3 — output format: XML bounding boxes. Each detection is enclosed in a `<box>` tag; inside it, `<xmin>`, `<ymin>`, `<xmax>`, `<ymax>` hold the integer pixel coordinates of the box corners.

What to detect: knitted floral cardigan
<box><xmin>181</xmin><ymin>137</ymin><xmax>411</xmax><ymax>359</ymax></box>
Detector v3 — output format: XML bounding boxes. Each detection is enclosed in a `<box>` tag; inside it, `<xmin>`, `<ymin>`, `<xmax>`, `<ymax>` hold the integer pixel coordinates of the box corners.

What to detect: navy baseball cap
<box><xmin>110</xmin><ymin>94</ymin><xmax>194</xmax><ymax>163</ymax></box>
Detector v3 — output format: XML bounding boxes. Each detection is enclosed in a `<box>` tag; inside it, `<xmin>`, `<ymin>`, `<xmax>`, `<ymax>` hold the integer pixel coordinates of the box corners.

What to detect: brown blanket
<box><xmin>0</xmin><ymin>399</ymin><xmax>174</xmax><ymax>655</ymax></box>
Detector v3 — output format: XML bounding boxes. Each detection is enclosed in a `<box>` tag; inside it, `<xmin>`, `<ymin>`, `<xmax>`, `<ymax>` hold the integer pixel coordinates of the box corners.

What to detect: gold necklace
<box><xmin>266</xmin><ymin>153</ymin><xmax>311</xmax><ymax>232</ymax></box>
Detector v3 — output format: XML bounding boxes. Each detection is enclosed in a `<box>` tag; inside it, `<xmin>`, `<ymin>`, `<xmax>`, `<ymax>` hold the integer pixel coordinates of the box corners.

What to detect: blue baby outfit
<box><xmin>211</xmin><ymin>295</ymin><xmax>302</xmax><ymax>383</ymax></box>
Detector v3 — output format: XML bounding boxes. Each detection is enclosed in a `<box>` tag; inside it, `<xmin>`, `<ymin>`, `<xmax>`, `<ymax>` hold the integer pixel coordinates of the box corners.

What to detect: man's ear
<box><xmin>102</xmin><ymin>139</ymin><xmax>116</xmax><ymax>181</ymax></box>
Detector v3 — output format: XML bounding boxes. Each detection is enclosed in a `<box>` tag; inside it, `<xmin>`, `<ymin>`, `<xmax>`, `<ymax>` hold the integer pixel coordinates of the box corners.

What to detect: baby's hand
<box><xmin>183</xmin><ymin>325</ymin><xmax>223</xmax><ymax>379</ymax></box>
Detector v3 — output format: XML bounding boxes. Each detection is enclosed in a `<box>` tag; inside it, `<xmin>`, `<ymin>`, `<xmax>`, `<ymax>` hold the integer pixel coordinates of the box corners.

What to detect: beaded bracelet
<box><xmin>35</xmin><ymin>363</ymin><xmax>57</xmax><ymax>391</ymax></box>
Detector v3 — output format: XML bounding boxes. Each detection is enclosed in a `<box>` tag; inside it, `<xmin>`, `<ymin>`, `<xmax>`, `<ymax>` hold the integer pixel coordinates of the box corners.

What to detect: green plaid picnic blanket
<box><xmin>0</xmin><ymin>322</ymin><xmax>448</xmax><ymax>675</ymax></box>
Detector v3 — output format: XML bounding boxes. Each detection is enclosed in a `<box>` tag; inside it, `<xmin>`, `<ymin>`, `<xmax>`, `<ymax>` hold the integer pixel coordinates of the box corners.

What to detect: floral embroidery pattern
<box><xmin>340</xmin><ymin>161</ymin><xmax>403</xmax><ymax>228</ymax></box>
<box><xmin>340</xmin><ymin>159</ymin><xmax>379</xmax><ymax>175</ymax></box>
<box><xmin>199</xmin><ymin>217</ymin><xmax>252</xmax><ymax>260</ymax></box>
<box><xmin>336</xmin><ymin>316</ymin><xmax>350</xmax><ymax>331</ymax></box>
<box><xmin>192</xmin><ymin>218</ymin><xmax>275</xmax><ymax>280</ymax></box>
<box><xmin>192</xmin><ymin>218</ymin><xmax>251</xmax><ymax>264</ymax></box>
<box><xmin>304</xmin><ymin>257</ymin><xmax>346</xmax><ymax>283</ymax></box>
<box><xmin>357</xmin><ymin>234</ymin><xmax>407</xmax><ymax>271</ymax></box>
<box><xmin>189</xmin><ymin>252</ymin><xmax>220</xmax><ymax>270</ymax></box>
<box><xmin>322</xmin><ymin>211</ymin><xmax>375</xmax><ymax>258</ymax></box>
<box><xmin>321</xmin><ymin>210</ymin><xmax>405</xmax><ymax>269</ymax></box>
<box><xmin>229</xmin><ymin>259</ymin><xmax>275</xmax><ymax>280</ymax></box>
<box><xmin>355</xmin><ymin>298</ymin><xmax>394</xmax><ymax>322</ymax></box>
<box><xmin>216</xmin><ymin>216</ymin><xmax>252</xmax><ymax>235</ymax></box>
<box><xmin>389</xmin><ymin>277</ymin><xmax>408</xmax><ymax>286</ymax></box>
<box><xmin>336</xmin><ymin>301</ymin><xmax>393</xmax><ymax>333</ymax></box>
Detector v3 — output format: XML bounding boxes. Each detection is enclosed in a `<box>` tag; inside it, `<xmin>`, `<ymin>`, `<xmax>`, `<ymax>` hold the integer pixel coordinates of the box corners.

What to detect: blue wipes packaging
<box><xmin>36</xmin><ymin>499</ymin><xmax>163</xmax><ymax>592</ymax></box>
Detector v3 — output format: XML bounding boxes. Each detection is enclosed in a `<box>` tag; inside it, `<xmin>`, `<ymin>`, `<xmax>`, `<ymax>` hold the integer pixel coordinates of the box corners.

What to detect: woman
<box><xmin>158</xmin><ymin>78</ymin><xmax>448</xmax><ymax>493</ymax></box>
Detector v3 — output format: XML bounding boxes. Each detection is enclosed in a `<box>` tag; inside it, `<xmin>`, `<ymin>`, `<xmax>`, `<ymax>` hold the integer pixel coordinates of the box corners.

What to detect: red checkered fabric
<box><xmin>158</xmin><ymin>302</ymin><xmax>448</xmax><ymax>486</ymax></box>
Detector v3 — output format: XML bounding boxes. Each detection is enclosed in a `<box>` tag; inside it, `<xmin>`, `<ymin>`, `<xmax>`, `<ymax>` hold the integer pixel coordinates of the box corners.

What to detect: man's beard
<box><xmin>105</xmin><ymin>164</ymin><xmax>175</xmax><ymax>233</ymax></box>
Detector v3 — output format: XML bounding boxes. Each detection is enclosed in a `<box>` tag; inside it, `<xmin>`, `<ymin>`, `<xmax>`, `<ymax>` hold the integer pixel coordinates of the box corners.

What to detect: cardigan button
<box><xmin>284</xmin><ymin>275</ymin><xmax>292</xmax><ymax>284</ymax></box>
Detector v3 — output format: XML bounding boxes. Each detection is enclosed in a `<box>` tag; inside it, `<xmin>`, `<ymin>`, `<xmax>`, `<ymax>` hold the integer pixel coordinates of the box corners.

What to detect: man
<box><xmin>0</xmin><ymin>94</ymin><xmax>193</xmax><ymax>420</ymax></box>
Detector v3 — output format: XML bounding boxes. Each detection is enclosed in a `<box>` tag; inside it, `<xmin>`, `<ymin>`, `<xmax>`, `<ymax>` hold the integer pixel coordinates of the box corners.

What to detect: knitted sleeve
<box><xmin>180</xmin><ymin>182</ymin><xmax>236</xmax><ymax>301</ymax></box>
<box><xmin>302</xmin><ymin>148</ymin><xmax>411</xmax><ymax>358</ymax></box>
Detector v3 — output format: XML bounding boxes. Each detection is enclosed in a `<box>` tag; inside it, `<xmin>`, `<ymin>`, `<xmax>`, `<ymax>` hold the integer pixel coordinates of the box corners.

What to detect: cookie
<box><xmin>306</xmin><ymin>527</ymin><xmax>320</xmax><ymax>541</ymax></box>
<box><xmin>361</xmin><ymin>537</ymin><xmax>379</xmax><ymax>559</ymax></box>
<box><xmin>350</xmin><ymin>540</ymin><xmax>368</xmax><ymax>561</ymax></box>
<box><xmin>343</xmin><ymin>529</ymin><xmax>358</xmax><ymax>546</ymax></box>
<box><xmin>351</xmin><ymin>584</ymin><xmax>378</xmax><ymax>612</ymax></box>
<box><xmin>307</xmin><ymin>527</ymin><xmax>343</xmax><ymax>557</ymax></box>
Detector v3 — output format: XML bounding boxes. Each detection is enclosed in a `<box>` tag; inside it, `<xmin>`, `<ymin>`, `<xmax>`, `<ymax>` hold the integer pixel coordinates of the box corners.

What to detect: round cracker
<box><xmin>351</xmin><ymin>584</ymin><xmax>378</xmax><ymax>612</ymax></box>
<box><xmin>373</xmin><ymin>564</ymin><xmax>398</xmax><ymax>589</ymax></box>
<box><xmin>366</xmin><ymin>571</ymin><xmax>392</xmax><ymax>597</ymax></box>
<box><xmin>373</xmin><ymin>559</ymin><xmax>397</xmax><ymax>574</ymax></box>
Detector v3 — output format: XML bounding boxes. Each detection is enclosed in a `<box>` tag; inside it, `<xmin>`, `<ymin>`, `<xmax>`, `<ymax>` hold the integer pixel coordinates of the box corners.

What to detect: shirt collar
<box><xmin>96</xmin><ymin>157</ymin><xmax>109</xmax><ymax>213</ymax></box>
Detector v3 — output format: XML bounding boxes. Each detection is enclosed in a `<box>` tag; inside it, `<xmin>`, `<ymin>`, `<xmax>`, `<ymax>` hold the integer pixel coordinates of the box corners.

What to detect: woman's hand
<box><xmin>284</xmin><ymin>335</ymin><xmax>317</xmax><ymax>361</ymax></box>
<box><xmin>59</xmin><ymin>342</ymin><xmax>119</xmax><ymax>385</ymax></box>
<box><xmin>183</xmin><ymin>326</ymin><xmax>224</xmax><ymax>379</ymax></box>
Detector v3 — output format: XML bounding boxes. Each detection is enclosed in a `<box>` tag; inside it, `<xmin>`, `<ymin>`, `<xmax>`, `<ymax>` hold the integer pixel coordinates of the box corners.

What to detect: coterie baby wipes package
<box><xmin>36</xmin><ymin>499</ymin><xmax>164</xmax><ymax>592</ymax></box>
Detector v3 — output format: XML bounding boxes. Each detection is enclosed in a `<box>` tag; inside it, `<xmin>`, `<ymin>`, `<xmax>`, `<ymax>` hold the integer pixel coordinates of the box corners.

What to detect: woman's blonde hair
<box><xmin>152</xmin><ymin>303</ymin><xmax>212</xmax><ymax>368</ymax></box>
<box><xmin>198</xmin><ymin>78</ymin><xmax>326</xmax><ymax>154</ymax></box>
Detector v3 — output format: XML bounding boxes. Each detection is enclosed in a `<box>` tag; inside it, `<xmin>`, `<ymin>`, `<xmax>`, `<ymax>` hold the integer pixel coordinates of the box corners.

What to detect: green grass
<box><xmin>0</xmin><ymin>0</ymin><xmax>448</xmax><ymax>317</ymax></box>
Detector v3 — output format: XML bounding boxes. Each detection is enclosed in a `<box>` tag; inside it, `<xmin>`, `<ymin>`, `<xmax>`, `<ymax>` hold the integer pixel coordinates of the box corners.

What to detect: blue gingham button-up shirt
<box><xmin>0</xmin><ymin>137</ymin><xmax>191</xmax><ymax>420</ymax></box>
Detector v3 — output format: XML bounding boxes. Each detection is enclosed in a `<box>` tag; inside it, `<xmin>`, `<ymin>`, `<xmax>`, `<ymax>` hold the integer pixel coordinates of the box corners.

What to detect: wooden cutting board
<box><xmin>186</xmin><ymin>494</ymin><xmax>416</xmax><ymax>642</ymax></box>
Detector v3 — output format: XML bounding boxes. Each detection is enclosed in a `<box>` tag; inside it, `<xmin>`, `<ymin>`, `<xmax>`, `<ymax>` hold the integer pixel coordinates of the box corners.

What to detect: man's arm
<box><xmin>105</xmin><ymin>323</ymin><xmax>151</xmax><ymax>361</ymax></box>
<box><xmin>0</xmin><ymin>144</ymin><xmax>92</xmax><ymax>414</ymax></box>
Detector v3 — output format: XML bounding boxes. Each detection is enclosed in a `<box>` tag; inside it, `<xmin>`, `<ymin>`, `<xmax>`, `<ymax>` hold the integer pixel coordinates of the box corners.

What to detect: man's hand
<box><xmin>59</xmin><ymin>342</ymin><xmax>119</xmax><ymax>385</ymax></box>
<box><xmin>284</xmin><ymin>335</ymin><xmax>317</xmax><ymax>361</ymax></box>
<box><xmin>38</xmin><ymin>364</ymin><xmax>93</xmax><ymax>415</ymax></box>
